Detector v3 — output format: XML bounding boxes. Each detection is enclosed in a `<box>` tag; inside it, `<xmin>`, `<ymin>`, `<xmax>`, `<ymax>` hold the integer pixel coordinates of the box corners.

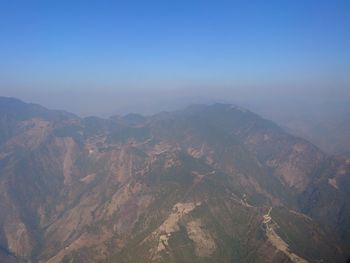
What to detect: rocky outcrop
<box><xmin>0</xmin><ymin>98</ymin><xmax>349</xmax><ymax>263</ymax></box>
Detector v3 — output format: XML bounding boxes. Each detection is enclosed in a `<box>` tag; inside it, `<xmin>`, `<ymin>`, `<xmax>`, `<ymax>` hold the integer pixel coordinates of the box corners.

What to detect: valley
<box><xmin>0</xmin><ymin>97</ymin><xmax>349</xmax><ymax>262</ymax></box>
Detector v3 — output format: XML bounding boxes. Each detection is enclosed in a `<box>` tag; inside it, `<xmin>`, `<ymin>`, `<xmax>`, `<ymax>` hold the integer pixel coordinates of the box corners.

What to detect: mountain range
<box><xmin>0</xmin><ymin>96</ymin><xmax>349</xmax><ymax>263</ymax></box>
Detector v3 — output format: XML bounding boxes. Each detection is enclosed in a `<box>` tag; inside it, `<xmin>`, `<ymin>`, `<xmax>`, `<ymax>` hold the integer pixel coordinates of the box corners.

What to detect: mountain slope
<box><xmin>0</xmin><ymin>97</ymin><xmax>349</xmax><ymax>263</ymax></box>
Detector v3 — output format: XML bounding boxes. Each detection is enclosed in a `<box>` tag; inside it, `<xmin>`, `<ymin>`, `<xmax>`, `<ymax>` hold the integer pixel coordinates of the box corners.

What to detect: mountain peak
<box><xmin>0</xmin><ymin>96</ymin><xmax>76</xmax><ymax>120</ymax></box>
<box><xmin>0</xmin><ymin>98</ymin><xmax>349</xmax><ymax>263</ymax></box>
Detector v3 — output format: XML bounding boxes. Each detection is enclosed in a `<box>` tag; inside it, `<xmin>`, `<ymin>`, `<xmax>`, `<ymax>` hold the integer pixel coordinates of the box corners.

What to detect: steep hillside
<box><xmin>0</xmin><ymin>97</ymin><xmax>349</xmax><ymax>263</ymax></box>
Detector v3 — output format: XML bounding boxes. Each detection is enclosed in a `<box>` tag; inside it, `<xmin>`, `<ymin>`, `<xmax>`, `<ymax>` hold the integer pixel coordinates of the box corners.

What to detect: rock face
<box><xmin>0</xmin><ymin>97</ymin><xmax>349</xmax><ymax>263</ymax></box>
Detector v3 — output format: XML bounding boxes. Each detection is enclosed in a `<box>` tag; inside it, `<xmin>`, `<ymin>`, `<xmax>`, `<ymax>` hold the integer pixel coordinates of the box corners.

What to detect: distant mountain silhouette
<box><xmin>0</xmin><ymin>97</ymin><xmax>349</xmax><ymax>262</ymax></box>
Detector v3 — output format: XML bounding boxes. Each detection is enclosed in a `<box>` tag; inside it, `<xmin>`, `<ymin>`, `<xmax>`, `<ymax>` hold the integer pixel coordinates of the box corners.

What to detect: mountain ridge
<box><xmin>0</xmin><ymin>96</ymin><xmax>349</xmax><ymax>263</ymax></box>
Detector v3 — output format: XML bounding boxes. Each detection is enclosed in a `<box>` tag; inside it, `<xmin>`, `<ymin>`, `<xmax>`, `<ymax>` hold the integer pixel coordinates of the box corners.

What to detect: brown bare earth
<box><xmin>0</xmin><ymin>98</ymin><xmax>349</xmax><ymax>263</ymax></box>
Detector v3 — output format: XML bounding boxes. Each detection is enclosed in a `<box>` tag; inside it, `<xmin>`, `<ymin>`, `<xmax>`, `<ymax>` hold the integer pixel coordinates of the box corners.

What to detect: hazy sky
<box><xmin>0</xmin><ymin>0</ymin><xmax>349</xmax><ymax>116</ymax></box>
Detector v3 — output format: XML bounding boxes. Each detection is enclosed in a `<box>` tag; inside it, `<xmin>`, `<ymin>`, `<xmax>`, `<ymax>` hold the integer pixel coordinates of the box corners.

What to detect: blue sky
<box><xmin>0</xmin><ymin>0</ymin><xmax>349</xmax><ymax>115</ymax></box>
<box><xmin>1</xmin><ymin>0</ymin><xmax>349</xmax><ymax>89</ymax></box>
